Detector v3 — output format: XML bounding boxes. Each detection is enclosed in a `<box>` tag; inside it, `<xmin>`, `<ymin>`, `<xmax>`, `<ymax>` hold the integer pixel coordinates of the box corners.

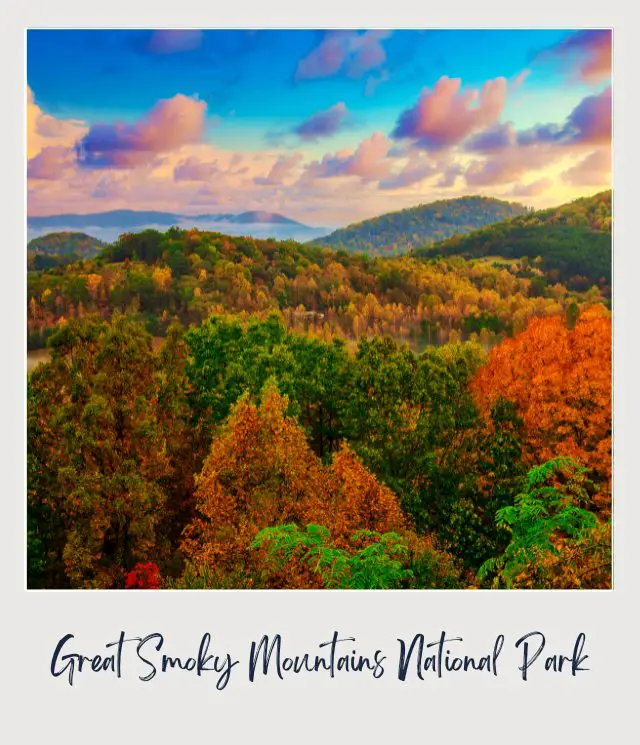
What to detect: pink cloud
<box><xmin>77</xmin><ymin>94</ymin><xmax>206</xmax><ymax>168</ymax></box>
<box><xmin>514</xmin><ymin>86</ymin><xmax>611</xmax><ymax>148</ymax></box>
<box><xmin>566</xmin><ymin>86</ymin><xmax>611</xmax><ymax>145</ymax></box>
<box><xmin>465</xmin><ymin>144</ymin><xmax>564</xmax><ymax>187</ymax></box>
<box><xmin>311</xmin><ymin>132</ymin><xmax>392</xmax><ymax>182</ymax></box>
<box><xmin>463</xmin><ymin>87</ymin><xmax>611</xmax><ymax>188</ymax></box>
<box><xmin>511</xmin><ymin>178</ymin><xmax>553</xmax><ymax>197</ymax></box>
<box><xmin>379</xmin><ymin>158</ymin><xmax>436</xmax><ymax>190</ymax></box>
<box><xmin>295</xmin><ymin>31</ymin><xmax>391</xmax><ymax>81</ymax></box>
<box><xmin>465</xmin><ymin>123</ymin><xmax>516</xmax><ymax>153</ymax></box>
<box><xmin>255</xmin><ymin>154</ymin><xmax>303</xmax><ymax>186</ymax></box>
<box><xmin>562</xmin><ymin>148</ymin><xmax>611</xmax><ymax>186</ymax></box>
<box><xmin>27</xmin><ymin>86</ymin><xmax>87</xmax><ymax>159</ymax></box>
<box><xmin>437</xmin><ymin>163</ymin><xmax>464</xmax><ymax>188</ymax></box>
<box><xmin>392</xmin><ymin>76</ymin><xmax>508</xmax><ymax>150</ymax></box>
<box><xmin>174</xmin><ymin>156</ymin><xmax>222</xmax><ymax>181</ymax></box>
<box><xmin>543</xmin><ymin>30</ymin><xmax>612</xmax><ymax>84</ymax></box>
<box><xmin>511</xmin><ymin>69</ymin><xmax>531</xmax><ymax>90</ymax></box>
<box><xmin>27</xmin><ymin>146</ymin><xmax>75</xmax><ymax>180</ymax></box>
<box><xmin>293</xmin><ymin>103</ymin><xmax>348</xmax><ymax>141</ymax></box>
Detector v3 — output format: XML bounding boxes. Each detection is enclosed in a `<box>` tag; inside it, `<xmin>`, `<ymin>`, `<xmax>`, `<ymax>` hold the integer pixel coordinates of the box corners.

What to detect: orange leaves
<box><xmin>85</xmin><ymin>273</ymin><xmax>102</xmax><ymax>295</ymax></box>
<box><xmin>182</xmin><ymin>385</ymin><xmax>330</xmax><ymax>573</ymax></box>
<box><xmin>181</xmin><ymin>385</ymin><xmax>407</xmax><ymax>582</ymax></box>
<box><xmin>329</xmin><ymin>444</ymin><xmax>406</xmax><ymax>539</ymax></box>
<box><xmin>471</xmin><ymin>305</ymin><xmax>611</xmax><ymax>508</ymax></box>
<box><xmin>151</xmin><ymin>265</ymin><xmax>173</xmax><ymax>291</ymax></box>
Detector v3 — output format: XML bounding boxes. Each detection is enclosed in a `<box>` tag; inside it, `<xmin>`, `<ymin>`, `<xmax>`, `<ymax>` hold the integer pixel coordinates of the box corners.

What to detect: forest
<box><xmin>310</xmin><ymin>196</ymin><xmax>528</xmax><ymax>256</ymax></box>
<box><xmin>27</xmin><ymin>232</ymin><xmax>106</xmax><ymax>271</ymax></box>
<box><xmin>414</xmin><ymin>190</ymin><xmax>612</xmax><ymax>294</ymax></box>
<box><xmin>26</xmin><ymin>192</ymin><xmax>612</xmax><ymax>590</ymax></box>
<box><xmin>27</xmin><ymin>198</ymin><xmax>608</xmax><ymax>354</ymax></box>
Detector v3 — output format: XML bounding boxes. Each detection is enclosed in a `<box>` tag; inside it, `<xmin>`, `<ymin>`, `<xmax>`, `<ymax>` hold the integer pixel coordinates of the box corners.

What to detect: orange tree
<box><xmin>471</xmin><ymin>305</ymin><xmax>611</xmax><ymax>512</ymax></box>
<box><xmin>179</xmin><ymin>383</ymin><xmax>461</xmax><ymax>588</ymax></box>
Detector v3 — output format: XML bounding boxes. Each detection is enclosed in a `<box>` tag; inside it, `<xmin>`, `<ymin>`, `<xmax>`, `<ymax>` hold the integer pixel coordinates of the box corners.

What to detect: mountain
<box><xmin>27</xmin><ymin>231</ymin><xmax>106</xmax><ymax>270</ymax></box>
<box><xmin>28</xmin><ymin>210</ymin><xmax>180</xmax><ymax>230</ymax></box>
<box><xmin>413</xmin><ymin>190</ymin><xmax>612</xmax><ymax>292</ymax></box>
<box><xmin>27</xmin><ymin>210</ymin><xmax>326</xmax><ymax>246</ymax></box>
<box><xmin>27</xmin><ymin>209</ymin><xmax>310</xmax><ymax>230</ymax></box>
<box><xmin>193</xmin><ymin>211</ymin><xmax>304</xmax><ymax>226</ymax></box>
<box><xmin>309</xmin><ymin>196</ymin><xmax>528</xmax><ymax>255</ymax></box>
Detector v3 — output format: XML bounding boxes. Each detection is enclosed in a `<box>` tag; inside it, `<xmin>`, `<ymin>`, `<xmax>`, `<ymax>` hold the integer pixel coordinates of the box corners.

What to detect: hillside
<box><xmin>309</xmin><ymin>196</ymin><xmax>528</xmax><ymax>255</ymax></box>
<box><xmin>28</xmin><ymin>225</ymin><xmax>607</xmax><ymax>353</ymax></box>
<box><xmin>27</xmin><ymin>232</ymin><xmax>106</xmax><ymax>270</ymax></box>
<box><xmin>413</xmin><ymin>191</ymin><xmax>612</xmax><ymax>292</ymax></box>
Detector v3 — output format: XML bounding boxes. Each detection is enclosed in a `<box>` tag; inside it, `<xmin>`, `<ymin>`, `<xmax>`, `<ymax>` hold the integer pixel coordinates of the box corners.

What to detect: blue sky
<box><xmin>27</xmin><ymin>29</ymin><xmax>611</xmax><ymax>226</ymax></box>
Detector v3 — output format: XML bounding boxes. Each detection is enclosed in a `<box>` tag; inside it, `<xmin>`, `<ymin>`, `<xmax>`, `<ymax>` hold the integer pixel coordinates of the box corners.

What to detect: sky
<box><xmin>27</xmin><ymin>29</ymin><xmax>612</xmax><ymax>228</ymax></box>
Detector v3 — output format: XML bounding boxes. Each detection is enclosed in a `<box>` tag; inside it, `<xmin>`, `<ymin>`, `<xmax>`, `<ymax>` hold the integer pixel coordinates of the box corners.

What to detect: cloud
<box><xmin>174</xmin><ymin>156</ymin><xmax>222</xmax><ymax>181</ymax></box>
<box><xmin>379</xmin><ymin>159</ymin><xmax>436</xmax><ymax>190</ymax></box>
<box><xmin>145</xmin><ymin>30</ymin><xmax>204</xmax><ymax>54</ymax></box>
<box><xmin>511</xmin><ymin>69</ymin><xmax>531</xmax><ymax>90</ymax></box>
<box><xmin>27</xmin><ymin>146</ymin><xmax>75</xmax><ymax>180</ymax></box>
<box><xmin>562</xmin><ymin>148</ymin><xmax>611</xmax><ymax>187</ymax></box>
<box><xmin>511</xmin><ymin>178</ymin><xmax>553</xmax><ymax>197</ymax></box>
<box><xmin>565</xmin><ymin>86</ymin><xmax>612</xmax><ymax>145</ymax></box>
<box><xmin>254</xmin><ymin>154</ymin><xmax>303</xmax><ymax>186</ymax></box>
<box><xmin>91</xmin><ymin>173</ymin><xmax>128</xmax><ymax>199</ymax></box>
<box><xmin>437</xmin><ymin>163</ymin><xmax>464</xmax><ymax>188</ymax></box>
<box><xmin>76</xmin><ymin>94</ymin><xmax>206</xmax><ymax>168</ymax></box>
<box><xmin>27</xmin><ymin>86</ymin><xmax>87</xmax><ymax>159</ymax></box>
<box><xmin>309</xmin><ymin>132</ymin><xmax>392</xmax><ymax>182</ymax></box>
<box><xmin>293</xmin><ymin>103</ymin><xmax>348</xmax><ymax>141</ymax></box>
<box><xmin>542</xmin><ymin>30</ymin><xmax>612</xmax><ymax>84</ymax></box>
<box><xmin>294</xmin><ymin>31</ymin><xmax>391</xmax><ymax>81</ymax></box>
<box><xmin>515</xmin><ymin>86</ymin><xmax>611</xmax><ymax>147</ymax></box>
<box><xmin>465</xmin><ymin>123</ymin><xmax>516</xmax><ymax>153</ymax></box>
<box><xmin>391</xmin><ymin>76</ymin><xmax>507</xmax><ymax>150</ymax></box>
<box><xmin>463</xmin><ymin>86</ymin><xmax>612</xmax><ymax>187</ymax></box>
<box><xmin>364</xmin><ymin>70</ymin><xmax>390</xmax><ymax>97</ymax></box>
<box><xmin>464</xmin><ymin>143</ymin><xmax>564</xmax><ymax>187</ymax></box>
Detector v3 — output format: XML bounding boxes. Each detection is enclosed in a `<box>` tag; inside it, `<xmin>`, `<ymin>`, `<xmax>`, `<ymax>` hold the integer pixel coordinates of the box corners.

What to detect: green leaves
<box><xmin>478</xmin><ymin>457</ymin><xmax>609</xmax><ymax>589</ymax></box>
<box><xmin>252</xmin><ymin>524</ymin><xmax>414</xmax><ymax>589</ymax></box>
<box><xmin>185</xmin><ymin>314</ymin><xmax>352</xmax><ymax>457</ymax></box>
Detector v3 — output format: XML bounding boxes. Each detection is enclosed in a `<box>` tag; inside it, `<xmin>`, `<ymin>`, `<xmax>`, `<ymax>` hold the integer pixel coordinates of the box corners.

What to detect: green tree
<box><xmin>478</xmin><ymin>458</ymin><xmax>611</xmax><ymax>589</ymax></box>
<box><xmin>28</xmin><ymin>315</ymin><xmax>178</xmax><ymax>588</ymax></box>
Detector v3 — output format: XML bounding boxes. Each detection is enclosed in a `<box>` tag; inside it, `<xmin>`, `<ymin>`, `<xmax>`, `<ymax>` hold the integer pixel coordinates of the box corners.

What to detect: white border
<box><xmin>3</xmin><ymin>4</ymin><xmax>638</xmax><ymax>742</ymax></box>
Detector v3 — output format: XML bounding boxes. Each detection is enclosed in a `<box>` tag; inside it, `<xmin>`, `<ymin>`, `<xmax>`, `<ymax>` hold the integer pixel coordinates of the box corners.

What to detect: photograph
<box><xmin>26</xmin><ymin>28</ymin><xmax>612</xmax><ymax>590</ymax></box>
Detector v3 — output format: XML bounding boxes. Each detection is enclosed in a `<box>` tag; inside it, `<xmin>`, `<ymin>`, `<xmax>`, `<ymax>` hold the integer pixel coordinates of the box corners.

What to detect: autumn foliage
<box><xmin>471</xmin><ymin>306</ymin><xmax>612</xmax><ymax>511</ymax></box>
<box><xmin>125</xmin><ymin>562</ymin><xmax>162</xmax><ymax>589</ymax></box>
<box><xmin>27</xmin><ymin>286</ymin><xmax>612</xmax><ymax>589</ymax></box>
<box><xmin>180</xmin><ymin>385</ymin><xmax>412</xmax><ymax>587</ymax></box>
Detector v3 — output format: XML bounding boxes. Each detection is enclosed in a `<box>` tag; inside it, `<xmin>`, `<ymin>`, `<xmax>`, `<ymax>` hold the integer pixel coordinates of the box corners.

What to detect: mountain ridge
<box><xmin>27</xmin><ymin>209</ymin><xmax>311</xmax><ymax>230</ymax></box>
<box><xmin>308</xmin><ymin>195</ymin><xmax>529</xmax><ymax>256</ymax></box>
<box><xmin>412</xmin><ymin>190</ymin><xmax>612</xmax><ymax>292</ymax></box>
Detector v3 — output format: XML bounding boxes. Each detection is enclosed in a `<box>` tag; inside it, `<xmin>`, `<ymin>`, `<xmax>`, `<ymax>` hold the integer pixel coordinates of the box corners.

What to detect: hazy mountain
<box><xmin>309</xmin><ymin>196</ymin><xmax>529</xmax><ymax>255</ymax></box>
<box><xmin>28</xmin><ymin>209</ymin><xmax>310</xmax><ymax>229</ymax></box>
<box><xmin>27</xmin><ymin>210</ymin><xmax>329</xmax><ymax>245</ymax></box>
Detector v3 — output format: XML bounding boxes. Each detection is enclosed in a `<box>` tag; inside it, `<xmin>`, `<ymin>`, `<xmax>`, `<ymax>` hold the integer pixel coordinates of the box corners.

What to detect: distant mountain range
<box><xmin>28</xmin><ymin>209</ymin><xmax>308</xmax><ymax>230</ymax></box>
<box><xmin>27</xmin><ymin>210</ymin><xmax>328</xmax><ymax>245</ymax></box>
<box><xmin>309</xmin><ymin>196</ymin><xmax>529</xmax><ymax>255</ymax></box>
